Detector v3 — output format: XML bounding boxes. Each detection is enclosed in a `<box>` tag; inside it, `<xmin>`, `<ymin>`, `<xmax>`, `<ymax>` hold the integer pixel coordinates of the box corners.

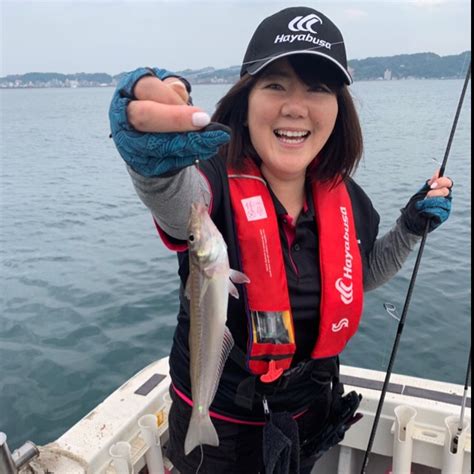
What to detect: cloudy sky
<box><xmin>1</xmin><ymin>0</ymin><xmax>471</xmax><ymax>76</ymax></box>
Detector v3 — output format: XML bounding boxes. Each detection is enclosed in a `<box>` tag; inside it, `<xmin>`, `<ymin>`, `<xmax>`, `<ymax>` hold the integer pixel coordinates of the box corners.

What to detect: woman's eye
<box><xmin>310</xmin><ymin>85</ymin><xmax>332</xmax><ymax>93</ymax></box>
<box><xmin>264</xmin><ymin>83</ymin><xmax>284</xmax><ymax>90</ymax></box>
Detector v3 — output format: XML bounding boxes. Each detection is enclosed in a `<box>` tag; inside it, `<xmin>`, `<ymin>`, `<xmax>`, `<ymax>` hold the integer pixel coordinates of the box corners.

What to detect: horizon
<box><xmin>1</xmin><ymin>1</ymin><xmax>471</xmax><ymax>77</ymax></box>
<box><xmin>1</xmin><ymin>50</ymin><xmax>471</xmax><ymax>78</ymax></box>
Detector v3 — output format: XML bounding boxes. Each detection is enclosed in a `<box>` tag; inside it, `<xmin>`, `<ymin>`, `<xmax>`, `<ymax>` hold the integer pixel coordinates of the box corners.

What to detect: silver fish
<box><xmin>184</xmin><ymin>202</ymin><xmax>249</xmax><ymax>456</ymax></box>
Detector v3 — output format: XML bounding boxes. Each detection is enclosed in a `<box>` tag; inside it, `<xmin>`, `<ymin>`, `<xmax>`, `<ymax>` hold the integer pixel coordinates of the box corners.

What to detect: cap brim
<box><xmin>245</xmin><ymin>50</ymin><xmax>352</xmax><ymax>85</ymax></box>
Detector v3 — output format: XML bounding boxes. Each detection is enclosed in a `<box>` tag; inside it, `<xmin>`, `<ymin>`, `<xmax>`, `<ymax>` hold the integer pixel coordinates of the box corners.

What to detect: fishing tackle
<box><xmin>360</xmin><ymin>60</ymin><xmax>471</xmax><ymax>474</ymax></box>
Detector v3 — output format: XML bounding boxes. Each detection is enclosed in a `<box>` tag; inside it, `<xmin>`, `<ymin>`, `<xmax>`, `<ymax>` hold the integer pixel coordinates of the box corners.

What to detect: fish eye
<box><xmin>188</xmin><ymin>234</ymin><xmax>195</xmax><ymax>242</ymax></box>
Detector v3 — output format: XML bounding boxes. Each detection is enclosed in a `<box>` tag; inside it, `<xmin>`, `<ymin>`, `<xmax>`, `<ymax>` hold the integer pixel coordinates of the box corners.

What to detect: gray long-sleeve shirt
<box><xmin>127</xmin><ymin>163</ymin><xmax>421</xmax><ymax>291</ymax></box>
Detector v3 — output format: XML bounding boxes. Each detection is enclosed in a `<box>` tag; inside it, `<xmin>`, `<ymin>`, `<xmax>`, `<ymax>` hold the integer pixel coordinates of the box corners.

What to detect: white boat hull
<box><xmin>19</xmin><ymin>358</ymin><xmax>471</xmax><ymax>474</ymax></box>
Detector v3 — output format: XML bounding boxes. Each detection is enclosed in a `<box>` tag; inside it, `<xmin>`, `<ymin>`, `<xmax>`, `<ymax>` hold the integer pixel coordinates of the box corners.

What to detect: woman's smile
<box><xmin>274</xmin><ymin>128</ymin><xmax>311</xmax><ymax>145</ymax></box>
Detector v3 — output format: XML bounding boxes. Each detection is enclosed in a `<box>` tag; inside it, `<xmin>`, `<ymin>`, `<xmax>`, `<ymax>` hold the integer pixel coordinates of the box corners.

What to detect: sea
<box><xmin>0</xmin><ymin>77</ymin><xmax>471</xmax><ymax>449</ymax></box>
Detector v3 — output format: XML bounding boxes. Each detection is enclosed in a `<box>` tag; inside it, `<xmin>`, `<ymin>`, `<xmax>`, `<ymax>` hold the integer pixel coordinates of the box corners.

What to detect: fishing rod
<box><xmin>451</xmin><ymin>347</ymin><xmax>471</xmax><ymax>454</ymax></box>
<box><xmin>360</xmin><ymin>60</ymin><xmax>471</xmax><ymax>474</ymax></box>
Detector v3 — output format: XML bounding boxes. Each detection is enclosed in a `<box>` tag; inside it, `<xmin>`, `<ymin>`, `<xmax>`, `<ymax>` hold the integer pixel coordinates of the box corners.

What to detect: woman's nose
<box><xmin>281</xmin><ymin>89</ymin><xmax>309</xmax><ymax>118</ymax></box>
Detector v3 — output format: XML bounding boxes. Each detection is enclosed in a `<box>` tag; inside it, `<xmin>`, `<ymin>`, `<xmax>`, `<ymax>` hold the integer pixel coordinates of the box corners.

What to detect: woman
<box><xmin>109</xmin><ymin>6</ymin><xmax>453</xmax><ymax>473</ymax></box>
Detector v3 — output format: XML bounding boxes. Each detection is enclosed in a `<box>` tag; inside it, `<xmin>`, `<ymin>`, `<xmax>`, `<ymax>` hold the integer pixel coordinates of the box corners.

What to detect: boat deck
<box><xmin>15</xmin><ymin>358</ymin><xmax>470</xmax><ymax>474</ymax></box>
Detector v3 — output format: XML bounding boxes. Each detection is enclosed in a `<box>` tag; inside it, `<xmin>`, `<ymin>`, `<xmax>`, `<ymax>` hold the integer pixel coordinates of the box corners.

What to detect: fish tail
<box><xmin>184</xmin><ymin>411</ymin><xmax>219</xmax><ymax>455</ymax></box>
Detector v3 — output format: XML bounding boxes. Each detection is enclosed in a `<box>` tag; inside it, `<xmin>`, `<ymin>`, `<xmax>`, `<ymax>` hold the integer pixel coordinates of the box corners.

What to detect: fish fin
<box><xmin>228</xmin><ymin>281</ymin><xmax>239</xmax><ymax>299</ymax></box>
<box><xmin>209</xmin><ymin>327</ymin><xmax>234</xmax><ymax>405</ymax></box>
<box><xmin>184</xmin><ymin>411</ymin><xmax>219</xmax><ymax>456</ymax></box>
<box><xmin>203</xmin><ymin>262</ymin><xmax>227</xmax><ymax>279</ymax></box>
<box><xmin>230</xmin><ymin>269</ymin><xmax>250</xmax><ymax>284</ymax></box>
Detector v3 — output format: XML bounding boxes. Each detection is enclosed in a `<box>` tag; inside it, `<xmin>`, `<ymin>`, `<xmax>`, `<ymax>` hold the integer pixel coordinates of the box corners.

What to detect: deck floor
<box><xmin>312</xmin><ymin>446</ymin><xmax>441</xmax><ymax>474</ymax></box>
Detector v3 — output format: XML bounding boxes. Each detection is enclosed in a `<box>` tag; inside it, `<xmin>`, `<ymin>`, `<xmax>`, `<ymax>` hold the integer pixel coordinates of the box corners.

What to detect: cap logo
<box><xmin>288</xmin><ymin>14</ymin><xmax>323</xmax><ymax>34</ymax></box>
<box><xmin>274</xmin><ymin>13</ymin><xmax>331</xmax><ymax>50</ymax></box>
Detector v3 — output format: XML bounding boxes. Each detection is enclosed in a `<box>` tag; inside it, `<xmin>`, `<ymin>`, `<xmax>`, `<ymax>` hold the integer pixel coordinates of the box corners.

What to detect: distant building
<box><xmin>384</xmin><ymin>68</ymin><xmax>392</xmax><ymax>80</ymax></box>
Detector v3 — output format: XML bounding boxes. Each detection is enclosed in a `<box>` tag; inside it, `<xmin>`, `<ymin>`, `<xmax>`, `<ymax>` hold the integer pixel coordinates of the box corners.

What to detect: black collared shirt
<box><xmin>169</xmin><ymin>155</ymin><xmax>380</xmax><ymax>418</ymax></box>
<box><xmin>267</xmin><ymin>184</ymin><xmax>321</xmax><ymax>363</ymax></box>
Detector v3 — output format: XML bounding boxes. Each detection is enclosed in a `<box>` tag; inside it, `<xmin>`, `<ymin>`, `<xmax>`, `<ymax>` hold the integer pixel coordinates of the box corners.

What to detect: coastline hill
<box><xmin>1</xmin><ymin>51</ymin><xmax>470</xmax><ymax>89</ymax></box>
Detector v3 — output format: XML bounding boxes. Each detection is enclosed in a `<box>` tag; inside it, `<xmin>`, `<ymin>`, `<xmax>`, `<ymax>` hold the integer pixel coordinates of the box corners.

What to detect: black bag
<box><xmin>300</xmin><ymin>386</ymin><xmax>363</xmax><ymax>460</ymax></box>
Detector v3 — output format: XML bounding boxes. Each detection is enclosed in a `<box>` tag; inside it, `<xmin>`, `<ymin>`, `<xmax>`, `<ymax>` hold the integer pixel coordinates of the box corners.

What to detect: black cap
<box><xmin>240</xmin><ymin>7</ymin><xmax>352</xmax><ymax>84</ymax></box>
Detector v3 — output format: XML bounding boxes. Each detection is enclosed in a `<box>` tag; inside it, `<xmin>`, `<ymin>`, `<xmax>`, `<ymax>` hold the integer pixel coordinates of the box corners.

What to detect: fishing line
<box><xmin>428</xmin><ymin>51</ymin><xmax>471</xmax><ymax>170</ymax></box>
<box><xmin>375</xmin><ymin>304</ymin><xmax>400</xmax><ymax>372</ymax></box>
<box><xmin>360</xmin><ymin>60</ymin><xmax>471</xmax><ymax>474</ymax></box>
<box><xmin>195</xmin><ymin>444</ymin><xmax>204</xmax><ymax>474</ymax></box>
<box><xmin>191</xmin><ymin>157</ymin><xmax>206</xmax><ymax>474</ymax></box>
<box><xmin>194</xmin><ymin>158</ymin><xmax>210</xmax><ymax>209</ymax></box>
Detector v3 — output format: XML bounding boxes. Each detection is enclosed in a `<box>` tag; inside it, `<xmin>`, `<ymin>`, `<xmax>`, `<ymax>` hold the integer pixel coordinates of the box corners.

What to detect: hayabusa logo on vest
<box><xmin>335</xmin><ymin>278</ymin><xmax>353</xmax><ymax>304</ymax></box>
<box><xmin>288</xmin><ymin>14</ymin><xmax>322</xmax><ymax>34</ymax></box>
<box><xmin>336</xmin><ymin>206</ymin><xmax>354</xmax><ymax>304</ymax></box>
<box><xmin>274</xmin><ymin>14</ymin><xmax>331</xmax><ymax>50</ymax></box>
<box><xmin>332</xmin><ymin>318</ymin><xmax>349</xmax><ymax>332</ymax></box>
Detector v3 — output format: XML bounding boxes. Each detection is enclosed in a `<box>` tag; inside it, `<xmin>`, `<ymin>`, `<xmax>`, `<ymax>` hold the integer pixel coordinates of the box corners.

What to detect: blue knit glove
<box><xmin>401</xmin><ymin>181</ymin><xmax>452</xmax><ymax>236</ymax></box>
<box><xmin>108</xmin><ymin>67</ymin><xmax>231</xmax><ymax>177</ymax></box>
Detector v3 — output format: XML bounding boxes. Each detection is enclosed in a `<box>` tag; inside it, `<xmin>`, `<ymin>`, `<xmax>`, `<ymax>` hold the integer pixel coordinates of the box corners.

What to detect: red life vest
<box><xmin>228</xmin><ymin>162</ymin><xmax>363</xmax><ymax>380</ymax></box>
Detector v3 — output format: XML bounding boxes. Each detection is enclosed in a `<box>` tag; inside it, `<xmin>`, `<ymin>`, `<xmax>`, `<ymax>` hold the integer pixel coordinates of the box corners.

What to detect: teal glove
<box><xmin>401</xmin><ymin>181</ymin><xmax>452</xmax><ymax>236</ymax></box>
<box><xmin>108</xmin><ymin>67</ymin><xmax>231</xmax><ymax>177</ymax></box>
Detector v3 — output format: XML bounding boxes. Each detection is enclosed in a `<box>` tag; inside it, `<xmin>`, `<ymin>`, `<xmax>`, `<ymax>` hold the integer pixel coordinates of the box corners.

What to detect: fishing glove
<box><xmin>108</xmin><ymin>67</ymin><xmax>231</xmax><ymax>177</ymax></box>
<box><xmin>400</xmin><ymin>181</ymin><xmax>452</xmax><ymax>236</ymax></box>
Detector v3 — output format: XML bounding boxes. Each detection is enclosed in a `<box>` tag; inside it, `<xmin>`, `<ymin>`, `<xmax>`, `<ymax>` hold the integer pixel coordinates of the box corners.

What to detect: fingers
<box><xmin>428</xmin><ymin>168</ymin><xmax>440</xmax><ymax>183</ymax></box>
<box><xmin>128</xmin><ymin>75</ymin><xmax>205</xmax><ymax>132</ymax></box>
<box><xmin>127</xmin><ymin>101</ymin><xmax>210</xmax><ymax>133</ymax></box>
<box><xmin>426</xmin><ymin>171</ymin><xmax>453</xmax><ymax>198</ymax></box>
<box><xmin>164</xmin><ymin>78</ymin><xmax>190</xmax><ymax>103</ymax></box>
<box><xmin>134</xmin><ymin>75</ymin><xmax>187</xmax><ymax>105</ymax></box>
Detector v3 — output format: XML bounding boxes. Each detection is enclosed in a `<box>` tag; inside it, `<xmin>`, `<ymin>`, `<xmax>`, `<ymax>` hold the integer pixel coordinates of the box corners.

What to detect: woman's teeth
<box><xmin>274</xmin><ymin>129</ymin><xmax>310</xmax><ymax>143</ymax></box>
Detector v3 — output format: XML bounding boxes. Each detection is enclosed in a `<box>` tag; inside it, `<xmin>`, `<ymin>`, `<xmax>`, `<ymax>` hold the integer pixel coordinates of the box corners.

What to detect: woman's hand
<box><xmin>401</xmin><ymin>169</ymin><xmax>453</xmax><ymax>236</ymax></box>
<box><xmin>128</xmin><ymin>75</ymin><xmax>212</xmax><ymax>132</ymax></box>
<box><xmin>108</xmin><ymin>67</ymin><xmax>231</xmax><ymax>177</ymax></box>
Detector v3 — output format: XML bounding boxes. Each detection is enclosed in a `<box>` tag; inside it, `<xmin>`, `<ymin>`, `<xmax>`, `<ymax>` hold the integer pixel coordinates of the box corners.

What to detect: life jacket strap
<box><xmin>231</xmin><ymin>345</ymin><xmax>340</xmax><ymax>410</ymax></box>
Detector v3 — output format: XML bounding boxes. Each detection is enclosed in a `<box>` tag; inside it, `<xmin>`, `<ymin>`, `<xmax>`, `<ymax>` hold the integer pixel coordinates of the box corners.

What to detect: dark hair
<box><xmin>212</xmin><ymin>55</ymin><xmax>363</xmax><ymax>184</ymax></box>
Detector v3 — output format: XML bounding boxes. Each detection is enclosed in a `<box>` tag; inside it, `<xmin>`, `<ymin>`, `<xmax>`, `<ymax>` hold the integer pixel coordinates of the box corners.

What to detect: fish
<box><xmin>184</xmin><ymin>201</ymin><xmax>250</xmax><ymax>456</ymax></box>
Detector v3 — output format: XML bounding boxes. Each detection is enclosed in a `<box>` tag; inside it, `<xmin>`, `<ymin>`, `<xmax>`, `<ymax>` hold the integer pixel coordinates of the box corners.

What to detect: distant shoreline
<box><xmin>1</xmin><ymin>51</ymin><xmax>471</xmax><ymax>89</ymax></box>
<box><xmin>0</xmin><ymin>76</ymin><xmax>467</xmax><ymax>91</ymax></box>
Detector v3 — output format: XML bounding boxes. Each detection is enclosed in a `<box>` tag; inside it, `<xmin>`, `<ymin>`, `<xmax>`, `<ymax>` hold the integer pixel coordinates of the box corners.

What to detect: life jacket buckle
<box><xmin>260</xmin><ymin>360</ymin><xmax>284</xmax><ymax>384</ymax></box>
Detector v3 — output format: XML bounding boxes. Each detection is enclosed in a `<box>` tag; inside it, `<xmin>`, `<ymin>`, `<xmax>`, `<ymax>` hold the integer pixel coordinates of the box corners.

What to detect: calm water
<box><xmin>0</xmin><ymin>79</ymin><xmax>471</xmax><ymax>449</ymax></box>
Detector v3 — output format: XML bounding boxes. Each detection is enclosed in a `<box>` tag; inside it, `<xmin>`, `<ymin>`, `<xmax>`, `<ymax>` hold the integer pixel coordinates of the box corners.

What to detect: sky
<box><xmin>0</xmin><ymin>0</ymin><xmax>471</xmax><ymax>76</ymax></box>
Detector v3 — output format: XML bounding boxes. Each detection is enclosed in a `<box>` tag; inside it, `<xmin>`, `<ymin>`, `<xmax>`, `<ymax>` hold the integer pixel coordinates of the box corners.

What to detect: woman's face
<box><xmin>247</xmin><ymin>58</ymin><xmax>338</xmax><ymax>182</ymax></box>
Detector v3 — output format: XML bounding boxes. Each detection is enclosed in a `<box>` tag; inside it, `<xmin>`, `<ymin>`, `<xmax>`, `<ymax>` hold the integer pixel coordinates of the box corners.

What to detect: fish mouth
<box><xmin>274</xmin><ymin>129</ymin><xmax>311</xmax><ymax>144</ymax></box>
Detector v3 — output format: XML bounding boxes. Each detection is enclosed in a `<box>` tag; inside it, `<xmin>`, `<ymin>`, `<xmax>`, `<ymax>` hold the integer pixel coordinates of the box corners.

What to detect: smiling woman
<box><xmin>213</xmin><ymin>54</ymin><xmax>362</xmax><ymax>221</ymax></box>
<box><xmin>108</xmin><ymin>5</ymin><xmax>455</xmax><ymax>474</ymax></box>
<box><xmin>248</xmin><ymin>59</ymin><xmax>339</xmax><ymax>187</ymax></box>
